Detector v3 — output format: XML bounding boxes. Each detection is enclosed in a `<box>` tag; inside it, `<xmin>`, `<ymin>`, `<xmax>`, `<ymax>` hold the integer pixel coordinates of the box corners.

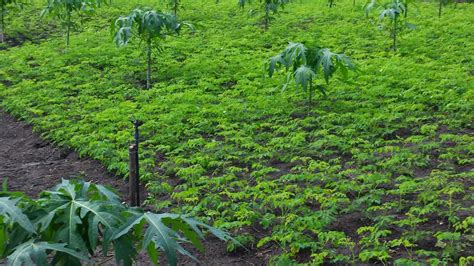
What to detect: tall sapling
<box><xmin>112</xmin><ymin>7</ymin><xmax>192</xmax><ymax>89</ymax></box>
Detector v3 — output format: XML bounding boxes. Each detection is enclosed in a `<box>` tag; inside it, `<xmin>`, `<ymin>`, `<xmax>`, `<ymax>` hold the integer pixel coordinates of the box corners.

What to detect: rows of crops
<box><xmin>0</xmin><ymin>0</ymin><xmax>473</xmax><ymax>264</ymax></box>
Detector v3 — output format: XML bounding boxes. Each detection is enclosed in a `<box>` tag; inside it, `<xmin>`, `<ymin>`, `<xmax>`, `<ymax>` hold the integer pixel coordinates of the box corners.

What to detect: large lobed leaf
<box><xmin>113</xmin><ymin>212</ymin><xmax>239</xmax><ymax>266</ymax></box>
<box><xmin>112</xmin><ymin>7</ymin><xmax>189</xmax><ymax>48</ymax></box>
<box><xmin>7</xmin><ymin>240</ymin><xmax>91</xmax><ymax>266</ymax></box>
<box><xmin>37</xmin><ymin>179</ymin><xmax>130</xmax><ymax>264</ymax></box>
<box><xmin>0</xmin><ymin>197</ymin><xmax>35</xmax><ymax>233</ymax></box>
<box><xmin>268</xmin><ymin>42</ymin><xmax>356</xmax><ymax>99</ymax></box>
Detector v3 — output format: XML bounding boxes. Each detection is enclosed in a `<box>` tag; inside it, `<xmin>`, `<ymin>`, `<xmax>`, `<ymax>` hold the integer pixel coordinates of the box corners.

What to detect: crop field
<box><xmin>0</xmin><ymin>0</ymin><xmax>473</xmax><ymax>264</ymax></box>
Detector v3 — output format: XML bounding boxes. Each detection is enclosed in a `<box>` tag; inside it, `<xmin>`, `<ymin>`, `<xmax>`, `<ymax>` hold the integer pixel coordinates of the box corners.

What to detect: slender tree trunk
<box><xmin>393</xmin><ymin>15</ymin><xmax>397</xmax><ymax>51</ymax></box>
<box><xmin>438</xmin><ymin>0</ymin><xmax>443</xmax><ymax>17</ymax></box>
<box><xmin>146</xmin><ymin>41</ymin><xmax>152</xmax><ymax>90</ymax></box>
<box><xmin>353</xmin><ymin>0</ymin><xmax>355</xmax><ymax>7</ymax></box>
<box><xmin>173</xmin><ymin>0</ymin><xmax>178</xmax><ymax>16</ymax></box>
<box><xmin>0</xmin><ymin>2</ymin><xmax>5</xmax><ymax>43</ymax></box>
<box><xmin>264</xmin><ymin>7</ymin><xmax>269</xmax><ymax>30</ymax></box>
<box><xmin>66</xmin><ymin>11</ymin><xmax>71</xmax><ymax>47</ymax></box>
<box><xmin>308</xmin><ymin>81</ymin><xmax>313</xmax><ymax>109</ymax></box>
<box><xmin>405</xmin><ymin>4</ymin><xmax>408</xmax><ymax>18</ymax></box>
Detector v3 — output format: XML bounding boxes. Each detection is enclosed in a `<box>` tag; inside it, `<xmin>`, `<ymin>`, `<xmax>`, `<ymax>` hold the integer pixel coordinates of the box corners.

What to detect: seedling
<box><xmin>41</xmin><ymin>0</ymin><xmax>107</xmax><ymax>47</ymax></box>
<box><xmin>0</xmin><ymin>0</ymin><xmax>23</xmax><ymax>43</ymax></box>
<box><xmin>112</xmin><ymin>7</ymin><xmax>192</xmax><ymax>89</ymax></box>
<box><xmin>267</xmin><ymin>42</ymin><xmax>356</xmax><ymax>108</ymax></box>
<box><xmin>238</xmin><ymin>0</ymin><xmax>290</xmax><ymax>30</ymax></box>
<box><xmin>366</xmin><ymin>0</ymin><xmax>416</xmax><ymax>51</ymax></box>
<box><xmin>166</xmin><ymin>0</ymin><xmax>181</xmax><ymax>16</ymax></box>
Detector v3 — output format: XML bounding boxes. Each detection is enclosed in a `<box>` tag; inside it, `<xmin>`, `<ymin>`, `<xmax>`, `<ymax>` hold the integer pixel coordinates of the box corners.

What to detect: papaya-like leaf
<box><xmin>294</xmin><ymin>65</ymin><xmax>315</xmax><ymax>91</ymax></box>
<box><xmin>0</xmin><ymin>197</ymin><xmax>35</xmax><ymax>233</ymax></box>
<box><xmin>7</xmin><ymin>241</ymin><xmax>92</xmax><ymax>266</ymax></box>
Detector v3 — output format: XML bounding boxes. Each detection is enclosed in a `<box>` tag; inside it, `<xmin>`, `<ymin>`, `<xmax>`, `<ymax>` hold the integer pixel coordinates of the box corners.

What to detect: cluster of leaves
<box><xmin>41</xmin><ymin>0</ymin><xmax>109</xmax><ymax>46</ymax></box>
<box><xmin>0</xmin><ymin>179</ymin><xmax>235</xmax><ymax>265</ymax></box>
<box><xmin>268</xmin><ymin>42</ymin><xmax>356</xmax><ymax>107</ymax></box>
<box><xmin>365</xmin><ymin>0</ymin><xmax>416</xmax><ymax>50</ymax></box>
<box><xmin>0</xmin><ymin>0</ymin><xmax>473</xmax><ymax>264</ymax></box>
<box><xmin>238</xmin><ymin>0</ymin><xmax>290</xmax><ymax>30</ymax></box>
<box><xmin>0</xmin><ymin>0</ymin><xmax>29</xmax><ymax>43</ymax></box>
<box><xmin>112</xmin><ymin>7</ymin><xmax>191</xmax><ymax>89</ymax></box>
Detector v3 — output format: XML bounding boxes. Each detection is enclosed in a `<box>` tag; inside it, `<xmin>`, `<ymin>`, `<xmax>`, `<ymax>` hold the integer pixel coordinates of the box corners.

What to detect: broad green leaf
<box><xmin>0</xmin><ymin>197</ymin><xmax>35</xmax><ymax>233</ymax></box>
<box><xmin>7</xmin><ymin>241</ymin><xmax>92</xmax><ymax>266</ymax></box>
<box><xmin>94</xmin><ymin>183</ymin><xmax>121</xmax><ymax>204</ymax></box>
<box><xmin>294</xmin><ymin>65</ymin><xmax>315</xmax><ymax>91</ymax></box>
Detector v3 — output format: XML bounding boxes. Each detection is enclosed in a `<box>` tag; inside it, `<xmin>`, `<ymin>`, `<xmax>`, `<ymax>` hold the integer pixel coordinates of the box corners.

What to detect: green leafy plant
<box><xmin>438</xmin><ymin>0</ymin><xmax>453</xmax><ymax>17</ymax></box>
<box><xmin>365</xmin><ymin>0</ymin><xmax>415</xmax><ymax>18</ymax></box>
<box><xmin>0</xmin><ymin>0</ymin><xmax>24</xmax><ymax>43</ymax></box>
<box><xmin>379</xmin><ymin>0</ymin><xmax>404</xmax><ymax>51</ymax></box>
<box><xmin>112</xmin><ymin>7</ymin><xmax>192</xmax><ymax>89</ymax></box>
<box><xmin>168</xmin><ymin>0</ymin><xmax>180</xmax><ymax>16</ymax></box>
<box><xmin>366</xmin><ymin>0</ymin><xmax>415</xmax><ymax>51</ymax></box>
<box><xmin>402</xmin><ymin>0</ymin><xmax>416</xmax><ymax>17</ymax></box>
<box><xmin>238</xmin><ymin>0</ymin><xmax>290</xmax><ymax>30</ymax></box>
<box><xmin>0</xmin><ymin>179</ymin><xmax>237</xmax><ymax>265</ymax></box>
<box><xmin>1</xmin><ymin>0</ymin><xmax>473</xmax><ymax>263</ymax></box>
<box><xmin>41</xmin><ymin>0</ymin><xmax>106</xmax><ymax>47</ymax></box>
<box><xmin>267</xmin><ymin>42</ymin><xmax>356</xmax><ymax>107</ymax></box>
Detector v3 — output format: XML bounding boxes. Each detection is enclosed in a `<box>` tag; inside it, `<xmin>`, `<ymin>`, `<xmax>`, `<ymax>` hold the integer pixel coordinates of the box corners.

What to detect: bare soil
<box><xmin>0</xmin><ymin>110</ymin><xmax>129</xmax><ymax>197</ymax></box>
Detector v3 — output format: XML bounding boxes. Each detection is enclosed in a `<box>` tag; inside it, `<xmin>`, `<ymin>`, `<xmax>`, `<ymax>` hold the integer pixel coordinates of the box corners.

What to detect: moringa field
<box><xmin>0</xmin><ymin>0</ymin><xmax>473</xmax><ymax>264</ymax></box>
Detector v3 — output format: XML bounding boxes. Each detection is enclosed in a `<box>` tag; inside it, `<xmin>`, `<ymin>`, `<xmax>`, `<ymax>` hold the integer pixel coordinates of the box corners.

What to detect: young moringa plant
<box><xmin>41</xmin><ymin>0</ymin><xmax>107</xmax><ymax>47</ymax></box>
<box><xmin>112</xmin><ymin>7</ymin><xmax>192</xmax><ymax>89</ymax></box>
<box><xmin>0</xmin><ymin>0</ymin><xmax>24</xmax><ymax>43</ymax></box>
<box><xmin>238</xmin><ymin>0</ymin><xmax>290</xmax><ymax>30</ymax></box>
<box><xmin>267</xmin><ymin>42</ymin><xmax>356</xmax><ymax>108</ymax></box>
<box><xmin>0</xmin><ymin>179</ymin><xmax>237</xmax><ymax>265</ymax></box>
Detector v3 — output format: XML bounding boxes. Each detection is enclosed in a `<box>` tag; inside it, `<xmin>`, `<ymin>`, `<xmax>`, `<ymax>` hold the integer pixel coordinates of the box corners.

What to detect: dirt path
<box><xmin>0</xmin><ymin>110</ymin><xmax>128</xmax><ymax>198</ymax></box>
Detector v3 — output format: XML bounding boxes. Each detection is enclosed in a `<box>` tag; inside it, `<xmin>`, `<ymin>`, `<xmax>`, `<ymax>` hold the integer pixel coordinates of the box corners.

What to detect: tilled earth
<box><xmin>0</xmin><ymin>110</ymin><xmax>129</xmax><ymax>198</ymax></box>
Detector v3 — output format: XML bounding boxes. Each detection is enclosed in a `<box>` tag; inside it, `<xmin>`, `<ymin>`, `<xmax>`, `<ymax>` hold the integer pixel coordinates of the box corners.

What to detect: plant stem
<box><xmin>393</xmin><ymin>14</ymin><xmax>397</xmax><ymax>51</ymax></box>
<box><xmin>146</xmin><ymin>40</ymin><xmax>152</xmax><ymax>90</ymax></box>
<box><xmin>0</xmin><ymin>2</ymin><xmax>5</xmax><ymax>43</ymax></box>
<box><xmin>308</xmin><ymin>82</ymin><xmax>313</xmax><ymax>109</ymax></box>
<box><xmin>66</xmin><ymin>10</ymin><xmax>71</xmax><ymax>47</ymax></box>
<box><xmin>438</xmin><ymin>0</ymin><xmax>443</xmax><ymax>18</ymax></box>
<box><xmin>448</xmin><ymin>193</ymin><xmax>452</xmax><ymax>229</ymax></box>
<box><xmin>264</xmin><ymin>6</ymin><xmax>269</xmax><ymax>30</ymax></box>
<box><xmin>405</xmin><ymin>4</ymin><xmax>408</xmax><ymax>18</ymax></box>
<box><xmin>173</xmin><ymin>0</ymin><xmax>178</xmax><ymax>16</ymax></box>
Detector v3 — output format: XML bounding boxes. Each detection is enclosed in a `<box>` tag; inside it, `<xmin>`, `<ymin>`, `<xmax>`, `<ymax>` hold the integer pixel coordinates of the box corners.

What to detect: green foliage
<box><xmin>112</xmin><ymin>7</ymin><xmax>191</xmax><ymax>89</ymax></box>
<box><xmin>41</xmin><ymin>0</ymin><xmax>107</xmax><ymax>46</ymax></box>
<box><xmin>0</xmin><ymin>0</ymin><xmax>473</xmax><ymax>264</ymax></box>
<box><xmin>238</xmin><ymin>0</ymin><xmax>290</xmax><ymax>30</ymax></box>
<box><xmin>167</xmin><ymin>0</ymin><xmax>180</xmax><ymax>16</ymax></box>
<box><xmin>0</xmin><ymin>179</ymin><xmax>236</xmax><ymax>265</ymax></box>
<box><xmin>438</xmin><ymin>0</ymin><xmax>454</xmax><ymax>17</ymax></box>
<box><xmin>268</xmin><ymin>42</ymin><xmax>356</xmax><ymax>107</ymax></box>
<box><xmin>7</xmin><ymin>241</ymin><xmax>92</xmax><ymax>266</ymax></box>
<box><xmin>366</xmin><ymin>0</ymin><xmax>416</xmax><ymax>50</ymax></box>
<box><xmin>0</xmin><ymin>0</ymin><xmax>24</xmax><ymax>42</ymax></box>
